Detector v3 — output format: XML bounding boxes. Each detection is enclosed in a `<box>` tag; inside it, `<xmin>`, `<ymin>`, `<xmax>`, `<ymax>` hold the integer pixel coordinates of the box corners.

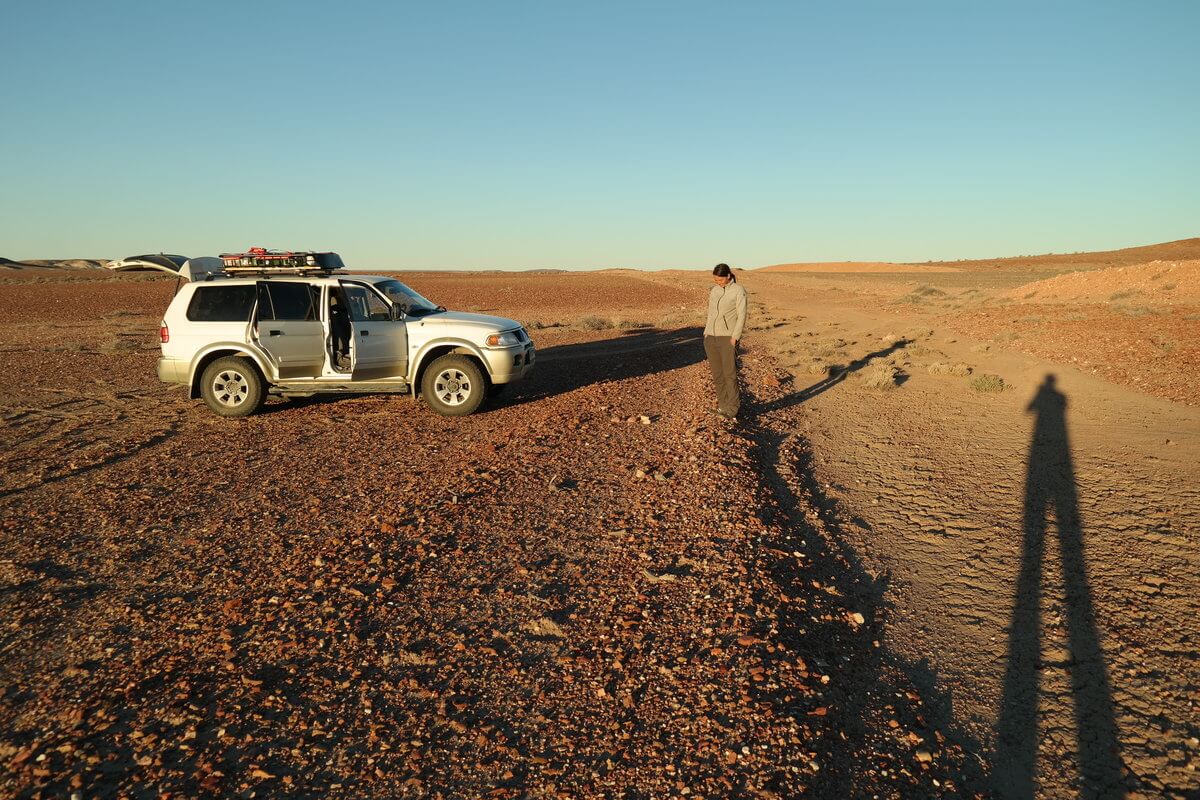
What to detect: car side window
<box><xmin>186</xmin><ymin>285</ymin><xmax>257</xmax><ymax>322</ymax></box>
<box><xmin>257</xmin><ymin>282</ymin><xmax>316</xmax><ymax>321</ymax></box>
<box><xmin>341</xmin><ymin>284</ymin><xmax>391</xmax><ymax>322</ymax></box>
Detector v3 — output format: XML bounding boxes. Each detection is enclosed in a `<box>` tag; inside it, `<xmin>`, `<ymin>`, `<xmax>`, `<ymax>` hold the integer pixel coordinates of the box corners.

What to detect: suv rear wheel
<box><xmin>201</xmin><ymin>356</ymin><xmax>265</xmax><ymax>417</ymax></box>
<box><xmin>422</xmin><ymin>355</ymin><xmax>485</xmax><ymax>416</ymax></box>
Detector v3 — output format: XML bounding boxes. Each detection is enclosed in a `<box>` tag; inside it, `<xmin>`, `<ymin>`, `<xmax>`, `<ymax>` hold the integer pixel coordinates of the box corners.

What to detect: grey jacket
<box><xmin>704</xmin><ymin>282</ymin><xmax>748</xmax><ymax>339</ymax></box>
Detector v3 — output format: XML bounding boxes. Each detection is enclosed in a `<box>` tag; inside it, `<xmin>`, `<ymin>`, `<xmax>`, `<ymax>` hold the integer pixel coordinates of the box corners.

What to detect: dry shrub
<box><xmin>617</xmin><ymin>320</ymin><xmax>652</xmax><ymax>330</ymax></box>
<box><xmin>928</xmin><ymin>362</ymin><xmax>971</xmax><ymax>377</ymax></box>
<box><xmin>1117</xmin><ymin>305</ymin><xmax>1156</xmax><ymax>317</ymax></box>
<box><xmin>898</xmin><ymin>285</ymin><xmax>947</xmax><ymax>304</ymax></box>
<box><xmin>807</xmin><ymin>360</ymin><xmax>830</xmax><ymax>375</ymax></box>
<box><xmin>100</xmin><ymin>338</ymin><xmax>140</xmax><ymax>354</ymax></box>
<box><xmin>579</xmin><ymin>316</ymin><xmax>614</xmax><ymax>331</ymax></box>
<box><xmin>860</xmin><ymin>363</ymin><xmax>899</xmax><ymax>390</ymax></box>
<box><xmin>971</xmin><ymin>373</ymin><xmax>1006</xmax><ymax>393</ymax></box>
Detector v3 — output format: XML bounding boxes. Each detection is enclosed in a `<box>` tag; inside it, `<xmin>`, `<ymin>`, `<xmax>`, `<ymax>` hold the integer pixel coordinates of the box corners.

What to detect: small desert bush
<box><xmin>101</xmin><ymin>338</ymin><xmax>140</xmax><ymax>354</ymax></box>
<box><xmin>971</xmin><ymin>373</ymin><xmax>1006</xmax><ymax>393</ymax></box>
<box><xmin>1150</xmin><ymin>337</ymin><xmax>1177</xmax><ymax>353</ymax></box>
<box><xmin>1160</xmin><ymin>282</ymin><xmax>1176</xmax><ymax>291</ymax></box>
<box><xmin>897</xmin><ymin>285</ymin><xmax>947</xmax><ymax>305</ymax></box>
<box><xmin>1109</xmin><ymin>289</ymin><xmax>1141</xmax><ymax>301</ymax></box>
<box><xmin>807</xmin><ymin>360</ymin><xmax>830</xmax><ymax>375</ymax></box>
<box><xmin>860</xmin><ymin>363</ymin><xmax>899</xmax><ymax>390</ymax></box>
<box><xmin>928</xmin><ymin>362</ymin><xmax>971</xmax><ymax>377</ymax></box>
<box><xmin>617</xmin><ymin>320</ymin><xmax>652</xmax><ymax>330</ymax></box>
<box><xmin>579</xmin><ymin>315</ymin><xmax>614</xmax><ymax>331</ymax></box>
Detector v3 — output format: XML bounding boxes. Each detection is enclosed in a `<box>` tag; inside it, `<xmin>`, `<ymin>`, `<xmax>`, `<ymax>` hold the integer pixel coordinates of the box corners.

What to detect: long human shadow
<box><xmin>995</xmin><ymin>374</ymin><xmax>1124</xmax><ymax>799</ymax></box>
<box><xmin>750</xmin><ymin>339</ymin><xmax>909</xmax><ymax>415</ymax></box>
<box><xmin>740</xmin><ymin>415</ymin><xmax>990</xmax><ymax>794</ymax></box>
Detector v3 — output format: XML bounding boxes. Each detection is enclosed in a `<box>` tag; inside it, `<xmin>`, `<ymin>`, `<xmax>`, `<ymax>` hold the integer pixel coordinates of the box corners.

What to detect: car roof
<box><xmin>192</xmin><ymin>272</ymin><xmax>395</xmax><ymax>286</ymax></box>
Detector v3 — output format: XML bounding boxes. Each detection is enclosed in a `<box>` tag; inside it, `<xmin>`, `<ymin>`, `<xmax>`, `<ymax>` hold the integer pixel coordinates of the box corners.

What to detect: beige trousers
<box><xmin>703</xmin><ymin>335</ymin><xmax>740</xmax><ymax>416</ymax></box>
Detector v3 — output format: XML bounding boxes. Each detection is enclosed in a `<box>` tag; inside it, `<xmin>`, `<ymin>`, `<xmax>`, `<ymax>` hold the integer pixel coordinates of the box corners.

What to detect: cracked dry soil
<box><xmin>2</xmin><ymin>268</ymin><xmax>1197</xmax><ymax>799</ymax></box>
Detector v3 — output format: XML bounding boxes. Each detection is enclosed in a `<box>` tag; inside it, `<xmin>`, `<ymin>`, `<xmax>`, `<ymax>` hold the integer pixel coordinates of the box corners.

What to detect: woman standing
<box><xmin>703</xmin><ymin>263</ymin><xmax>748</xmax><ymax>418</ymax></box>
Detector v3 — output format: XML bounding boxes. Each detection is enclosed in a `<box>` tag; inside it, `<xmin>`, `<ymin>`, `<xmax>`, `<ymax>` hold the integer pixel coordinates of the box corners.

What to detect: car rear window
<box><xmin>257</xmin><ymin>282</ymin><xmax>318</xmax><ymax>321</ymax></box>
<box><xmin>186</xmin><ymin>285</ymin><xmax>257</xmax><ymax>322</ymax></box>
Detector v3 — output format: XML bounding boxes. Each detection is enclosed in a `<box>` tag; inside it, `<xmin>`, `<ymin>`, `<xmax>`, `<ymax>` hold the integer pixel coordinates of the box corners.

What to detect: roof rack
<box><xmin>219</xmin><ymin>247</ymin><xmax>345</xmax><ymax>274</ymax></box>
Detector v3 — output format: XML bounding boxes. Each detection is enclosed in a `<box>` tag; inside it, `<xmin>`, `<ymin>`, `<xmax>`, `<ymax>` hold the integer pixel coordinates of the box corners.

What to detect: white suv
<box><xmin>111</xmin><ymin>253</ymin><xmax>534</xmax><ymax>417</ymax></box>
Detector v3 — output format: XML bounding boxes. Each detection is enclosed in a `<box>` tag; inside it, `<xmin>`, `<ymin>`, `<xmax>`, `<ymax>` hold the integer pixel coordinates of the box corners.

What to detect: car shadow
<box><xmin>256</xmin><ymin>327</ymin><xmax>706</xmax><ymax>416</ymax></box>
<box><xmin>500</xmin><ymin>326</ymin><xmax>706</xmax><ymax>406</ymax></box>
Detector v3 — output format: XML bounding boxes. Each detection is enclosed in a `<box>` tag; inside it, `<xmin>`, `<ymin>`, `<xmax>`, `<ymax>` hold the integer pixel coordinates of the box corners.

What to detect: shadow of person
<box><xmin>995</xmin><ymin>374</ymin><xmax>1124</xmax><ymax>799</ymax></box>
<box><xmin>750</xmin><ymin>339</ymin><xmax>909</xmax><ymax>416</ymax></box>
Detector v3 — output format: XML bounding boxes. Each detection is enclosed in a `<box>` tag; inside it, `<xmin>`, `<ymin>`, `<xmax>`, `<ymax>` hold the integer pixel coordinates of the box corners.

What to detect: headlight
<box><xmin>486</xmin><ymin>330</ymin><xmax>522</xmax><ymax>347</ymax></box>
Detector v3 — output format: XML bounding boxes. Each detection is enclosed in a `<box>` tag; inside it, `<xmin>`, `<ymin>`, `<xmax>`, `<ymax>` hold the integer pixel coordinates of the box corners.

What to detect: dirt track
<box><xmin>1</xmin><ymin>265</ymin><xmax>1198</xmax><ymax>798</ymax></box>
<box><xmin>737</xmin><ymin>272</ymin><xmax>1200</xmax><ymax>799</ymax></box>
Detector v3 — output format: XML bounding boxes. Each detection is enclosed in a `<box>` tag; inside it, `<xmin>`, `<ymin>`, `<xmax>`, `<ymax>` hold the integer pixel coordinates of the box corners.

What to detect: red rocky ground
<box><xmin>0</xmin><ymin>273</ymin><xmax>985</xmax><ymax>798</ymax></box>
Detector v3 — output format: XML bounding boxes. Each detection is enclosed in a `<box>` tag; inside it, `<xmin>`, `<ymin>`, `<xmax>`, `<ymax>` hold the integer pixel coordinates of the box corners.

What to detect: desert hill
<box><xmin>0</xmin><ymin>257</ymin><xmax>108</xmax><ymax>271</ymax></box>
<box><xmin>910</xmin><ymin>236</ymin><xmax>1200</xmax><ymax>273</ymax></box>
<box><xmin>1006</xmin><ymin>258</ymin><xmax>1200</xmax><ymax>304</ymax></box>
<box><xmin>758</xmin><ymin>261</ymin><xmax>959</xmax><ymax>274</ymax></box>
<box><xmin>757</xmin><ymin>237</ymin><xmax>1200</xmax><ymax>275</ymax></box>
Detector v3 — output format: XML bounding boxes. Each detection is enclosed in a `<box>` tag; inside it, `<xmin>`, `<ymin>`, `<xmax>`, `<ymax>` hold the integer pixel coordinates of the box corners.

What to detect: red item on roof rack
<box><xmin>219</xmin><ymin>248</ymin><xmax>345</xmax><ymax>271</ymax></box>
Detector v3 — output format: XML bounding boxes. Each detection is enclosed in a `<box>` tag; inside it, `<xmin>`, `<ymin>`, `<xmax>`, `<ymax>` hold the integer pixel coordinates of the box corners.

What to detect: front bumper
<box><xmin>483</xmin><ymin>342</ymin><xmax>535</xmax><ymax>384</ymax></box>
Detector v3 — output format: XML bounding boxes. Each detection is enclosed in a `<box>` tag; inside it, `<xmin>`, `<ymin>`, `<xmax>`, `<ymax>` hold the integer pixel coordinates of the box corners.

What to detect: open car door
<box><xmin>252</xmin><ymin>282</ymin><xmax>326</xmax><ymax>379</ymax></box>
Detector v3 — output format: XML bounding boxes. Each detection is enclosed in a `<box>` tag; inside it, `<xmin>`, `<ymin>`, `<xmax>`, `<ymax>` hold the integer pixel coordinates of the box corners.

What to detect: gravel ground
<box><xmin>0</xmin><ymin>274</ymin><xmax>985</xmax><ymax>798</ymax></box>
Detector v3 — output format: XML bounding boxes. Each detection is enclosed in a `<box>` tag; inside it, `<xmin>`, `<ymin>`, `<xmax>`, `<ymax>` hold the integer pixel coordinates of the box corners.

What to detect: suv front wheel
<box><xmin>422</xmin><ymin>355</ymin><xmax>485</xmax><ymax>416</ymax></box>
<box><xmin>200</xmin><ymin>356</ymin><xmax>265</xmax><ymax>417</ymax></box>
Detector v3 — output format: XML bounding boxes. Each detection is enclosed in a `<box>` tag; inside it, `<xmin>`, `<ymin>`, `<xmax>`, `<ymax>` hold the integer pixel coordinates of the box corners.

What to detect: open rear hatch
<box><xmin>107</xmin><ymin>254</ymin><xmax>225</xmax><ymax>281</ymax></box>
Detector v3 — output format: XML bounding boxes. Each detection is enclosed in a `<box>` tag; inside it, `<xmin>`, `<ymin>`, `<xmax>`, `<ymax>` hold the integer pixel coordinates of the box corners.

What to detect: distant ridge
<box><xmin>757</xmin><ymin>237</ymin><xmax>1200</xmax><ymax>275</ymax></box>
<box><xmin>0</xmin><ymin>257</ymin><xmax>109</xmax><ymax>270</ymax></box>
<box><xmin>758</xmin><ymin>261</ymin><xmax>959</xmax><ymax>274</ymax></box>
<box><xmin>903</xmin><ymin>237</ymin><xmax>1200</xmax><ymax>272</ymax></box>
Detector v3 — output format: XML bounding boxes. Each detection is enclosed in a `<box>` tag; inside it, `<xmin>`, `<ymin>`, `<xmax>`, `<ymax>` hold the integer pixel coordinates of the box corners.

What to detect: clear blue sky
<box><xmin>2</xmin><ymin>1</ymin><xmax>1197</xmax><ymax>269</ymax></box>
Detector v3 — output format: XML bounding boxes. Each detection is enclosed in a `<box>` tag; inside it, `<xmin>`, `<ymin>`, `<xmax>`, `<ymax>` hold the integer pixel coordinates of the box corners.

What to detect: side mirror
<box><xmin>391</xmin><ymin>304</ymin><xmax>406</xmax><ymax>321</ymax></box>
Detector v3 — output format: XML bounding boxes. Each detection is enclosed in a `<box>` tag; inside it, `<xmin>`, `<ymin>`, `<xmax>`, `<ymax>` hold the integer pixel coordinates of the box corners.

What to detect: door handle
<box><xmin>361</xmin><ymin>330</ymin><xmax>370</xmax><ymax>337</ymax></box>
<box><xmin>269</xmin><ymin>329</ymin><xmax>282</xmax><ymax>336</ymax></box>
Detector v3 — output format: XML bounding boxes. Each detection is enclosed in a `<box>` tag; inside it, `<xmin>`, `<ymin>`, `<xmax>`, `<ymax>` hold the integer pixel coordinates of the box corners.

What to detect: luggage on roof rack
<box><xmin>219</xmin><ymin>247</ymin><xmax>345</xmax><ymax>274</ymax></box>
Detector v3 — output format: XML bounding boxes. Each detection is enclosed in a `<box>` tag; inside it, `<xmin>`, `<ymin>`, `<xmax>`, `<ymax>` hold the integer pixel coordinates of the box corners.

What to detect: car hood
<box><xmin>414</xmin><ymin>311</ymin><xmax>520</xmax><ymax>331</ymax></box>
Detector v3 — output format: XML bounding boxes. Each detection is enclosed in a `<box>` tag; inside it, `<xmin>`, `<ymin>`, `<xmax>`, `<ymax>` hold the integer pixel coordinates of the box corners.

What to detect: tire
<box><xmin>200</xmin><ymin>356</ymin><xmax>266</xmax><ymax>417</ymax></box>
<box><xmin>421</xmin><ymin>354</ymin><xmax>486</xmax><ymax>416</ymax></box>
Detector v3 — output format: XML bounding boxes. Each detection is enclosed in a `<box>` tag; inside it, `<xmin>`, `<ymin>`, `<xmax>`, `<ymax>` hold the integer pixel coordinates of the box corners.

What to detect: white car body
<box><xmin>111</xmin><ymin>255</ymin><xmax>534</xmax><ymax>415</ymax></box>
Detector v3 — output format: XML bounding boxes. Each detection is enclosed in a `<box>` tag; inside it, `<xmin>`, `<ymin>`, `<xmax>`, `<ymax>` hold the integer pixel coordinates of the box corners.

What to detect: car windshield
<box><xmin>374</xmin><ymin>279</ymin><xmax>442</xmax><ymax>316</ymax></box>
